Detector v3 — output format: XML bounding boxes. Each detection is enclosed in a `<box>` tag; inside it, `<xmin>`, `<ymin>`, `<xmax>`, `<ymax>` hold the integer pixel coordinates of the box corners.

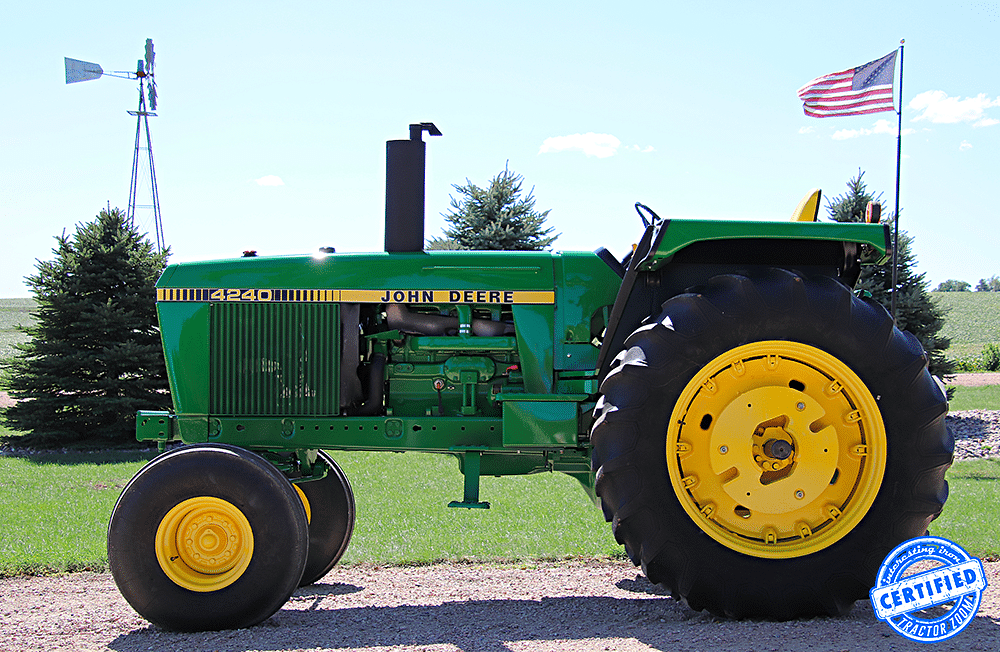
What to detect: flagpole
<box><xmin>891</xmin><ymin>39</ymin><xmax>904</xmax><ymax>321</ymax></box>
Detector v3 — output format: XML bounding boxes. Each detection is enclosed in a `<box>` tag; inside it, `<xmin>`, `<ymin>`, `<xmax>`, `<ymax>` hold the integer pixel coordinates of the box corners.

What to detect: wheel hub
<box><xmin>155</xmin><ymin>496</ymin><xmax>255</xmax><ymax>592</ymax></box>
<box><xmin>710</xmin><ymin>385</ymin><xmax>838</xmax><ymax>515</ymax></box>
<box><xmin>177</xmin><ymin>509</ymin><xmax>242</xmax><ymax>574</ymax></box>
<box><xmin>762</xmin><ymin>436</ymin><xmax>793</xmax><ymax>461</ymax></box>
<box><xmin>666</xmin><ymin>341</ymin><xmax>886</xmax><ymax>558</ymax></box>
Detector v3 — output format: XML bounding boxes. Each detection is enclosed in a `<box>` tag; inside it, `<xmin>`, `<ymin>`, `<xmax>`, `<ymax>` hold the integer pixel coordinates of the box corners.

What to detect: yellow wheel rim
<box><xmin>665</xmin><ymin>341</ymin><xmax>886</xmax><ymax>559</ymax></box>
<box><xmin>293</xmin><ymin>483</ymin><xmax>312</xmax><ymax>525</ymax></box>
<box><xmin>155</xmin><ymin>496</ymin><xmax>254</xmax><ymax>592</ymax></box>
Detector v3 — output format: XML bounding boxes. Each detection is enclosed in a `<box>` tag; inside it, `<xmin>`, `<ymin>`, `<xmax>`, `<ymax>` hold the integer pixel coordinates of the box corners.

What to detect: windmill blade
<box><xmin>64</xmin><ymin>57</ymin><xmax>104</xmax><ymax>84</ymax></box>
<box><xmin>144</xmin><ymin>39</ymin><xmax>157</xmax><ymax>110</ymax></box>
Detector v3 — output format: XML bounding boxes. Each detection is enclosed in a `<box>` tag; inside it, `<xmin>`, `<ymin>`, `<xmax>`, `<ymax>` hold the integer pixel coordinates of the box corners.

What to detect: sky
<box><xmin>2</xmin><ymin>1</ymin><xmax>998</xmax><ymax>297</ymax></box>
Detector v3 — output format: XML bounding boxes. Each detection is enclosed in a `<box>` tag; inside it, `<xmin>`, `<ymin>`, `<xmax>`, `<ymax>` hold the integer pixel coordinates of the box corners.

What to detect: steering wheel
<box><xmin>634</xmin><ymin>202</ymin><xmax>663</xmax><ymax>228</ymax></box>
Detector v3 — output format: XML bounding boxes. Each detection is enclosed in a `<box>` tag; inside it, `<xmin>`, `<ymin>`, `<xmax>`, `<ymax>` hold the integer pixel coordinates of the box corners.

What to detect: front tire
<box><xmin>591</xmin><ymin>269</ymin><xmax>952</xmax><ymax>618</ymax></box>
<box><xmin>297</xmin><ymin>451</ymin><xmax>356</xmax><ymax>587</ymax></box>
<box><xmin>108</xmin><ymin>444</ymin><xmax>309</xmax><ymax>631</ymax></box>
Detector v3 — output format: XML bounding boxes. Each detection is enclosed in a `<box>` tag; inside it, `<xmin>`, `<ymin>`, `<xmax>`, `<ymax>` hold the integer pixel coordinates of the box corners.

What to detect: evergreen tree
<box><xmin>825</xmin><ymin>171</ymin><xmax>954</xmax><ymax>381</ymax></box>
<box><xmin>825</xmin><ymin>169</ymin><xmax>884</xmax><ymax>223</ymax></box>
<box><xmin>425</xmin><ymin>235</ymin><xmax>461</xmax><ymax>250</ymax></box>
<box><xmin>2</xmin><ymin>209</ymin><xmax>170</xmax><ymax>445</ymax></box>
<box><xmin>439</xmin><ymin>164</ymin><xmax>558</xmax><ymax>250</ymax></box>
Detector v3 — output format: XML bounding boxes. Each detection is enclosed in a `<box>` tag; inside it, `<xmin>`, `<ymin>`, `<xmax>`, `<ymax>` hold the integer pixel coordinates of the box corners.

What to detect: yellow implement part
<box><xmin>790</xmin><ymin>188</ymin><xmax>822</xmax><ymax>222</ymax></box>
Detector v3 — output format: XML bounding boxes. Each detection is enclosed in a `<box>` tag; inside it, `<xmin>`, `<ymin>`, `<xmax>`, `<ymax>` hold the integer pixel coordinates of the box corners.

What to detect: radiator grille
<box><xmin>210</xmin><ymin>302</ymin><xmax>340</xmax><ymax>416</ymax></box>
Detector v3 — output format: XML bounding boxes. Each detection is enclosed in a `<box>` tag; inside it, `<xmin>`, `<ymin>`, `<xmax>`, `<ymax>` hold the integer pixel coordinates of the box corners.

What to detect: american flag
<box><xmin>797</xmin><ymin>51</ymin><xmax>898</xmax><ymax>118</ymax></box>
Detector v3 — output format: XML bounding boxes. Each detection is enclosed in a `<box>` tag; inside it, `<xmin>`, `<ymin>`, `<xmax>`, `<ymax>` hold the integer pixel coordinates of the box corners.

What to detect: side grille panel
<box><xmin>210</xmin><ymin>302</ymin><xmax>340</xmax><ymax>416</ymax></box>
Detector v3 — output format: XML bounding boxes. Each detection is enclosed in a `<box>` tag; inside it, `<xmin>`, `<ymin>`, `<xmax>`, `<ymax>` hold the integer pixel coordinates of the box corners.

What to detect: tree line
<box><xmin>935</xmin><ymin>277</ymin><xmax>1000</xmax><ymax>292</ymax></box>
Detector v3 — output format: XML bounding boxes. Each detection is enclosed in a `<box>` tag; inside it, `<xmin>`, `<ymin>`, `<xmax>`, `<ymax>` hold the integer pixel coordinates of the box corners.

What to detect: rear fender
<box><xmin>596</xmin><ymin>219</ymin><xmax>890</xmax><ymax>381</ymax></box>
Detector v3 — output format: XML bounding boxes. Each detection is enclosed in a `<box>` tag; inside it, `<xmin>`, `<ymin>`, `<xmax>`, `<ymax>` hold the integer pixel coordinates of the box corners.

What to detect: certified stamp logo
<box><xmin>870</xmin><ymin>536</ymin><xmax>987</xmax><ymax>643</ymax></box>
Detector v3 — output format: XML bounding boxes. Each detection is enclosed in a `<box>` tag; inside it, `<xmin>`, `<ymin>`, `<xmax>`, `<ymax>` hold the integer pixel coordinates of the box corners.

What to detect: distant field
<box><xmin>0</xmin><ymin>298</ymin><xmax>35</xmax><ymax>361</ymax></box>
<box><xmin>931</xmin><ymin>291</ymin><xmax>1000</xmax><ymax>360</ymax></box>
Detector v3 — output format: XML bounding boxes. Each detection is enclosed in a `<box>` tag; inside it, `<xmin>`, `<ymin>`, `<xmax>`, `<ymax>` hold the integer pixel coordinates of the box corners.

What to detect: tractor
<box><xmin>108</xmin><ymin>123</ymin><xmax>952</xmax><ymax>631</ymax></box>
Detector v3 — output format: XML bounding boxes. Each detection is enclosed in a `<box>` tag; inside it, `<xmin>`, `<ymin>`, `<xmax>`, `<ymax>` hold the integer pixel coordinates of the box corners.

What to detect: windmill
<box><xmin>64</xmin><ymin>39</ymin><xmax>165</xmax><ymax>252</ymax></box>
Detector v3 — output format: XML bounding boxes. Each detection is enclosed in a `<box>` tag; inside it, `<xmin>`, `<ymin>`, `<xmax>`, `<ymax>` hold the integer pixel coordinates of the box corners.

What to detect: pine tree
<box><xmin>825</xmin><ymin>171</ymin><xmax>954</xmax><ymax>381</ymax></box>
<box><xmin>439</xmin><ymin>164</ymin><xmax>558</xmax><ymax>250</ymax></box>
<box><xmin>2</xmin><ymin>209</ymin><xmax>170</xmax><ymax>445</ymax></box>
<box><xmin>425</xmin><ymin>235</ymin><xmax>461</xmax><ymax>250</ymax></box>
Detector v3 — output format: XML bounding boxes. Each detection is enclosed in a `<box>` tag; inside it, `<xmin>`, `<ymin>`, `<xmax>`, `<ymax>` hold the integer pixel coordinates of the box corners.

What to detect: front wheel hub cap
<box><xmin>155</xmin><ymin>496</ymin><xmax>255</xmax><ymax>592</ymax></box>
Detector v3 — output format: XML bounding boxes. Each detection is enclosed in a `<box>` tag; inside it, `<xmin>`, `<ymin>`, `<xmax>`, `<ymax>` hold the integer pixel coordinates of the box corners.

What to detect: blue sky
<box><xmin>2</xmin><ymin>1</ymin><xmax>998</xmax><ymax>297</ymax></box>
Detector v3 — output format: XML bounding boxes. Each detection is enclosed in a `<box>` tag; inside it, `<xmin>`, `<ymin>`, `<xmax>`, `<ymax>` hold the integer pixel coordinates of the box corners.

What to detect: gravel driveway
<box><xmin>3</xmin><ymin>559</ymin><xmax>999</xmax><ymax>652</ymax></box>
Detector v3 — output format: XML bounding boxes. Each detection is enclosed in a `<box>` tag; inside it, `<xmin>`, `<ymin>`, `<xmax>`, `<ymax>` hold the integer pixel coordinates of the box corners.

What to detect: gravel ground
<box><xmin>948</xmin><ymin>410</ymin><xmax>1000</xmax><ymax>460</ymax></box>
<box><xmin>2</xmin><ymin>559</ymin><xmax>999</xmax><ymax>652</ymax></box>
<box><xmin>944</xmin><ymin>372</ymin><xmax>1000</xmax><ymax>460</ymax></box>
<box><xmin>949</xmin><ymin>373</ymin><xmax>1000</xmax><ymax>387</ymax></box>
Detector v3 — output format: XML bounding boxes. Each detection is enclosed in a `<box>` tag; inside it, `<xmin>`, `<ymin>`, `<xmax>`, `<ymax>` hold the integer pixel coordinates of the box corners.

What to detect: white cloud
<box><xmin>255</xmin><ymin>175</ymin><xmax>285</xmax><ymax>186</ymax></box>
<box><xmin>798</xmin><ymin>126</ymin><xmax>815</xmax><ymax>134</ymax></box>
<box><xmin>539</xmin><ymin>133</ymin><xmax>622</xmax><ymax>158</ymax></box>
<box><xmin>871</xmin><ymin>119</ymin><xmax>897</xmax><ymax>135</ymax></box>
<box><xmin>830</xmin><ymin>119</ymin><xmax>915</xmax><ymax>140</ymax></box>
<box><xmin>909</xmin><ymin>90</ymin><xmax>1000</xmax><ymax>126</ymax></box>
<box><xmin>832</xmin><ymin>128</ymin><xmax>861</xmax><ymax>140</ymax></box>
<box><xmin>960</xmin><ymin>140</ymin><xmax>973</xmax><ymax>151</ymax></box>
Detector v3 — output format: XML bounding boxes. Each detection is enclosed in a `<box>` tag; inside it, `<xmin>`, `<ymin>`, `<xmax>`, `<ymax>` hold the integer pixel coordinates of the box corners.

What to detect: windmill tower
<box><xmin>64</xmin><ymin>39</ymin><xmax>165</xmax><ymax>252</ymax></box>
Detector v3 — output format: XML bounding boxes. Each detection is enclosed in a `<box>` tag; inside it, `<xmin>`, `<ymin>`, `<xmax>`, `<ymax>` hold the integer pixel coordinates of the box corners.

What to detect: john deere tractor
<box><xmin>109</xmin><ymin>123</ymin><xmax>951</xmax><ymax>631</ymax></box>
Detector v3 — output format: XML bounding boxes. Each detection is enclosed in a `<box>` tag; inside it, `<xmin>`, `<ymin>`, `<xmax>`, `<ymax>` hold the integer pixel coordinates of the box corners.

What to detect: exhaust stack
<box><xmin>384</xmin><ymin>122</ymin><xmax>441</xmax><ymax>252</ymax></box>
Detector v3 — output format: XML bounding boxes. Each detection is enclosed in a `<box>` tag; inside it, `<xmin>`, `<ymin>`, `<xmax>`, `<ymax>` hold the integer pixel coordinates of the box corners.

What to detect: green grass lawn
<box><xmin>335</xmin><ymin>450</ymin><xmax>619</xmax><ymax>565</ymax></box>
<box><xmin>0</xmin><ymin>444</ymin><xmax>995</xmax><ymax>577</ymax></box>
<box><xmin>948</xmin><ymin>384</ymin><xmax>1000</xmax><ymax>411</ymax></box>
<box><xmin>0</xmin><ymin>448</ymin><xmax>156</xmax><ymax>576</ymax></box>
<box><xmin>932</xmin><ymin>291</ymin><xmax>1000</xmax><ymax>360</ymax></box>
<box><xmin>0</xmin><ymin>445</ymin><xmax>621</xmax><ymax>577</ymax></box>
<box><xmin>929</xmin><ymin>458</ymin><xmax>1000</xmax><ymax>559</ymax></box>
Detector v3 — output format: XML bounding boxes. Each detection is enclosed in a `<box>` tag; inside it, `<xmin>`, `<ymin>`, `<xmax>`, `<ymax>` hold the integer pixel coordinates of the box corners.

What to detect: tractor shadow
<box><xmin>107</xmin><ymin>577</ymin><xmax>1000</xmax><ymax>652</ymax></box>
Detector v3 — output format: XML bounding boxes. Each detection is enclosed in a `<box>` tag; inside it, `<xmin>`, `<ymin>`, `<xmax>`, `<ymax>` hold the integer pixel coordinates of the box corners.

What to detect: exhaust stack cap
<box><xmin>410</xmin><ymin>122</ymin><xmax>442</xmax><ymax>141</ymax></box>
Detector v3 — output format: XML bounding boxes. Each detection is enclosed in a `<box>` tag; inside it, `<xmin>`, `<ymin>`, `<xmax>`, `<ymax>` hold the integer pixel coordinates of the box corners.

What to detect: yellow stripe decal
<box><xmin>156</xmin><ymin>288</ymin><xmax>555</xmax><ymax>304</ymax></box>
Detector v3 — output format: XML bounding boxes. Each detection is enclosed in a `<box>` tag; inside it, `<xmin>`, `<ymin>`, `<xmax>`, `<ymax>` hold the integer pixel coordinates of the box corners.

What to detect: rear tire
<box><xmin>297</xmin><ymin>451</ymin><xmax>356</xmax><ymax>587</ymax></box>
<box><xmin>108</xmin><ymin>444</ymin><xmax>309</xmax><ymax>631</ymax></box>
<box><xmin>590</xmin><ymin>269</ymin><xmax>952</xmax><ymax>618</ymax></box>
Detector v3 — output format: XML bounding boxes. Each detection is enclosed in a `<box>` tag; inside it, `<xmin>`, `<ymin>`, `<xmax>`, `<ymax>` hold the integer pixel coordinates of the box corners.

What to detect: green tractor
<box><xmin>109</xmin><ymin>123</ymin><xmax>952</xmax><ymax>631</ymax></box>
